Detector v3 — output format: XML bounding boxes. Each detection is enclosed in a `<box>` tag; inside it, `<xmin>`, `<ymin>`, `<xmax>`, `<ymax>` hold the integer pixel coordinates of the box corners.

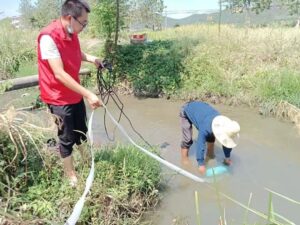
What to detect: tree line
<box><xmin>18</xmin><ymin>0</ymin><xmax>164</xmax><ymax>31</ymax></box>
<box><xmin>224</xmin><ymin>0</ymin><xmax>300</xmax><ymax>17</ymax></box>
<box><xmin>18</xmin><ymin>1</ymin><xmax>300</xmax><ymax>36</ymax></box>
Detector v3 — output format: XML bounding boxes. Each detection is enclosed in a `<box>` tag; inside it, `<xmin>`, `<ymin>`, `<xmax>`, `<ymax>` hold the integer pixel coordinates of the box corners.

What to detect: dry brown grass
<box><xmin>0</xmin><ymin>107</ymin><xmax>57</xmax><ymax>197</ymax></box>
<box><xmin>0</xmin><ymin>107</ymin><xmax>55</xmax><ymax>164</ymax></box>
<box><xmin>276</xmin><ymin>101</ymin><xmax>300</xmax><ymax>135</ymax></box>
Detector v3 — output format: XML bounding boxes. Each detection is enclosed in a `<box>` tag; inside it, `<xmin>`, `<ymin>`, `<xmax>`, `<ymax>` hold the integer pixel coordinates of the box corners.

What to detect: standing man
<box><xmin>37</xmin><ymin>0</ymin><xmax>102</xmax><ymax>186</ymax></box>
<box><xmin>179</xmin><ymin>101</ymin><xmax>240</xmax><ymax>175</ymax></box>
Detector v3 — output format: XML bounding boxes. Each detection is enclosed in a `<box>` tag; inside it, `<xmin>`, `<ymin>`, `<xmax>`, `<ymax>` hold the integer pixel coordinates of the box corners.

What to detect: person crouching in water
<box><xmin>179</xmin><ymin>101</ymin><xmax>240</xmax><ymax>175</ymax></box>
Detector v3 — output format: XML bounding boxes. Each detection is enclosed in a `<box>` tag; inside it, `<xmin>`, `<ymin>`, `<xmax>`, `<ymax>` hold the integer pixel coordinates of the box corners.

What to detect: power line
<box><xmin>162</xmin><ymin>9</ymin><xmax>219</xmax><ymax>28</ymax></box>
<box><xmin>163</xmin><ymin>9</ymin><xmax>218</xmax><ymax>15</ymax></box>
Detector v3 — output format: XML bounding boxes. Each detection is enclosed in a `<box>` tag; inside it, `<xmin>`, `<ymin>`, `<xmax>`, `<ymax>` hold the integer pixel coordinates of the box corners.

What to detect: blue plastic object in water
<box><xmin>206</xmin><ymin>165</ymin><xmax>228</xmax><ymax>177</ymax></box>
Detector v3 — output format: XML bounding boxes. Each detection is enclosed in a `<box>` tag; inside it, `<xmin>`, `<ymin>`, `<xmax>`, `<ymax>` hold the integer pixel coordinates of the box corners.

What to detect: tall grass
<box><xmin>1</xmin><ymin>19</ymin><xmax>299</xmax><ymax>113</ymax></box>
<box><xmin>0</xmin><ymin>115</ymin><xmax>162</xmax><ymax>225</ymax></box>
<box><xmin>0</xmin><ymin>19</ymin><xmax>37</xmax><ymax>79</ymax></box>
<box><xmin>15</xmin><ymin>61</ymin><xmax>38</xmax><ymax>77</ymax></box>
<box><xmin>0</xmin><ymin>108</ymin><xmax>55</xmax><ymax>195</ymax></box>
<box><xmin>148</xmin><ymin>24</ymin><xmax>300</xmax><ymax>111</ymax></box>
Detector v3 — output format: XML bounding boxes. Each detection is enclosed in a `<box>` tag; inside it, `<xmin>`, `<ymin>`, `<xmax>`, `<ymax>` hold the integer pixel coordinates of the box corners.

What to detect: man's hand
<box><xmin>86</xmin><ymin>92</ymin><xmax>102</xmax><ymax>110</ymax></box>
<box><xmin>198</xmin><ymin>165</ymin><xmax>206</xmax><ymax>175</ymax></box>
<box><xmin>89</xmin><ymin>55</ymin><xmax>103</xmax><ymax>69</ymax></box>
<box><xmin>93</xmin><ymin>58</ymin><xmax>103</xmax><ymax>69</ymax></box>
<box><xmin>82</xmin><ymin>52</ymin><xmax>103</xmax><ymax>69</ymax></box>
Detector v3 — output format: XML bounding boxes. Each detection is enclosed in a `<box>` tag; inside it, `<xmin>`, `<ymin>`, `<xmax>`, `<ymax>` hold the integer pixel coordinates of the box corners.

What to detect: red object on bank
<box><xmin>130</xmin><ymin>33</ymin><xmax>147</xmax><ymax>44</ymax></box>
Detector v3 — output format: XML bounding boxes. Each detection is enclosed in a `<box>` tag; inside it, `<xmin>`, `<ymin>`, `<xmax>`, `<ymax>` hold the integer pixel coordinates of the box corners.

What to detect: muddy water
<box><xmin>91</xmin><ymin>96</ymin><xmax>300</xmax><ymax>225</ymax></box>
<box><xmin>1</xmin><ymin>90</ymin><xmax>299</xmax><ymax>224</ymax></box>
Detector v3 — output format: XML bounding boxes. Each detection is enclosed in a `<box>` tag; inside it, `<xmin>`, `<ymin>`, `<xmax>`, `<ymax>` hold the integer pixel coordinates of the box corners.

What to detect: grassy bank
<box><xmin>0</xmin><ymin>108</ymin><xmax>162</xmax><ymax>224</ymax></box>
<box><xmin>1</xmin><ymin>10</ymin><xmax>300</xmax><ymax>225</ymax></box>
<box><xmin>146</xmin><ymin>25</ymin><xmax>300</xmax><ymax>109</ymax></box>
<box><xmin>2</xmin><ymin>21</ymin><xmax>299</xmax><ymax>117</ymax></box>
<box><xmin>95</xmin><ymin>25</ymin><xmax>297</xmax><ymax>137</ymax></box>
<box><xmin>1</xmin><ymin>22</ymin><xmax>299</xmax><ymax>134</ymax></box>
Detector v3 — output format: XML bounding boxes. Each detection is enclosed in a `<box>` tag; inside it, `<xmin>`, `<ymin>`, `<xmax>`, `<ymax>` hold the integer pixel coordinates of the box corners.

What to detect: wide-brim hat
<box><xmin>212</xmin><ymin>115</ymin><xmax>240</xmax><ymax>148</ymax></box>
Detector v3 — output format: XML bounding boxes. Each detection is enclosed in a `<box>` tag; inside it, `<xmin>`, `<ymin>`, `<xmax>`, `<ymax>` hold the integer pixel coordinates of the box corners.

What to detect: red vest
<box><xmin>37</xmin><ymin>20</ymin><xmax>82</xmax><ymax>105</ymax></box>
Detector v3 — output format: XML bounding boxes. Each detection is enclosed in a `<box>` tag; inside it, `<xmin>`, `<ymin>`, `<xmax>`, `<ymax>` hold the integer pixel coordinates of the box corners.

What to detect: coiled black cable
<box><xmin>96</xmin><ymin>61</ymin><xmax>152</xmax><ymax>148</ymax></box>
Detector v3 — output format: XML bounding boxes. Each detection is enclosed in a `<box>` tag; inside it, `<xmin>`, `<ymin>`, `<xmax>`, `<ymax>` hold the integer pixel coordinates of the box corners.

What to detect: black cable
<box><xmin>96</xmin><ymin>62</ymin><xmax>152</xmax><ymax>148</ymax></box>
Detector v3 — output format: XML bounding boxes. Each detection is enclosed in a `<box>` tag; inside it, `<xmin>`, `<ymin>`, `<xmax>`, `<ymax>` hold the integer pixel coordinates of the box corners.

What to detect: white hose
<box><xmin>65</xmin><ymin>102</ymin><xmax>207</xmax><ymax>224</ymax></box>
<box><xmin>64</xmin><ymin>111</ymin><xmax>95</xmax><ymax>225</ymax></box>
<box><xmin>101</xmin><ymin>104</ymin><xmax>206</xmax><ymax>184</ymax></box>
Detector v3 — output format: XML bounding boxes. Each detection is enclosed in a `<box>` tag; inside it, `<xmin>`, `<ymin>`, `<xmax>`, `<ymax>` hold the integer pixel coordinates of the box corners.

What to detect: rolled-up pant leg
<box><xmin>48</xmin><ymin>99</ymin><xmax>87</xmax><ymax>158</ymax></box>
<box><xmin>73</xmin><ymin>99</ymin><xmax>87</xmax><ymax>145</ymax></box>
<box><xmin>222</xmin><ymin>146</ymin><xmax>232</xmax><ymax>158</ymax></box>
<box><xmin>180</xmin><ymin>105</ymin><xmax>193</xmax><ymax>149</ymax></box>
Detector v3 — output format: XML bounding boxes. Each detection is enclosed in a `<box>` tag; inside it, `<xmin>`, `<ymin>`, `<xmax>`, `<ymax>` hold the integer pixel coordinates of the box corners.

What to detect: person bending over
<box><xmin>179</xmin><ymin>101</ymin><xmax>240</xmax><ymax>175</ymax></box>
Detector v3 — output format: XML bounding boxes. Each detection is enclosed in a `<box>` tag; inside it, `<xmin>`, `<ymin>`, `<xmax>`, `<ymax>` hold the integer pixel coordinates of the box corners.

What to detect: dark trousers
<box><xmin>48</xmin><ymin>99</ymin><xmax>87</xmax><ymax>158</ymax></box>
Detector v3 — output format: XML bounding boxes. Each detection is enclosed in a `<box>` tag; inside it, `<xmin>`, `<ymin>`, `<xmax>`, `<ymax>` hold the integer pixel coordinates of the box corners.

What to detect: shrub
<box><xmin>0</xmin><ymin>108</ymin><xmax>53</xmax><ymax>197</ymax></box>
<box><xmin>114</xmin><ymin>40</ymin><xmax>184</xmax><ymax>97</ymax></box>
<box><xmin>1</xmin><ymin>142</ymin><xmax>162</xmax><ymax>224</ymax></box>
<box><xmin>251</xmin><ymin>69</ymin><xmax>300</xmax><ymax>107</ymax></box>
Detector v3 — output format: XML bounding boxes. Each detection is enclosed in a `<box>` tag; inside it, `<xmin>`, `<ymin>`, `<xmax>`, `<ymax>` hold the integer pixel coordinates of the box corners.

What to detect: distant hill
<box><xmin>165</xmin><ymin>5</ymin><xmax>298</xmax><ymax>28</ymax></box>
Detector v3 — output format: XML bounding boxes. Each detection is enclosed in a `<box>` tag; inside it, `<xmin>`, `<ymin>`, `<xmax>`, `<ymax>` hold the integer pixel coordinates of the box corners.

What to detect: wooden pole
<box><xmin>218</xmin><ymin>0</ymin><xmax>222</xmax><ymax>37</ymax></box>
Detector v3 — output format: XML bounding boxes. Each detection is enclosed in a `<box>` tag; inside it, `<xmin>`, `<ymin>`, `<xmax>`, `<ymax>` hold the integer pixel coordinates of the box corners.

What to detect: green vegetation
<box><xmin>251</xmin><ymin>69</ymin><xmax>300</xmax><ymax>105</ymax></box>
<box><xmin>15</xmin><ymin>61</ymin><xmax>38</xmax><ymax>77</ymax></box>
<box><xmin>1</xmin><ymin>20</ymin><xmax>299</xmax><ymax>128</ymax></box>
<box><xmin>0</xmin><ymin>108</ymin><xmax>162</xmax><ymax>224</ymax></box>
<box><xmin>143</xmin><ymin>25</ymin><xmax>300</xmax><ymax>112</ymax></box>
<box><xmin>1</xmin><ymin>3</ymin><xmax>299</xmax><ymax>117</ymax></box>
<box><xmin>0</xmin><ymin>19</ymin><xmax>36</xmax><ymax>79</ymax></box>
<box><xmin>115</xmin><ymin>40</ymin><xmax>185</xmax><ymax>97</ymax></box>
<box><xmin>165</xmin><ymin>3</ymin><xmax>299</xmax><ymax>28</ymax></box>
<box><xmin>1</xmin><ymin>2</ymin><xmax>300</xmax><ymax>223</ymax></box>
<box><xmin>0</xmin><ymin>109</ymin><xmax>53</xmax><ymax>192</ymax></box>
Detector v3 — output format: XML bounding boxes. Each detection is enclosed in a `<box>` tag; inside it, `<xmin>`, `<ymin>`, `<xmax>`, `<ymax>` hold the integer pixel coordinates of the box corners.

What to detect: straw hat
<box><xmin>212</xmin><ymin>115</ymin><xmax>240</xmax><ymax>148</ymax></box>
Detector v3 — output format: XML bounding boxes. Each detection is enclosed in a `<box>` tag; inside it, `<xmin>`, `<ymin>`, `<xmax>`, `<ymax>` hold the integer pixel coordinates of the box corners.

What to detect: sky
<box><xmin>0</xmin><ymin>0</ymin><xmax>220</xmax><ymax>19</ymax></box>
<box><xmin>0</xmin><ymin>0</ymin><xmax>21</xmax><ymax>18</ymax></box>
<box><xmin>163</xmin><ymin>0</ymin><xmax>219</xmax><ymax>18</ymax></box>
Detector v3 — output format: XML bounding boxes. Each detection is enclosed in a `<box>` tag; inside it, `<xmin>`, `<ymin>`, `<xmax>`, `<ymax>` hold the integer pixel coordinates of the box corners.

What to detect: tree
<box><xmin>280</xmin><ymin>0</ymin><xmax>300</xmax><ymax>14</ymax></box>
<box><xmin>129</xmin><ymin>0</ymin><xmax>164</xmax><ymax>30</ymax></box>
<box><xmin>19</xmin><ymin>0</ymin><xmax>35</xmax><ymax>28</ymax></box>
<box><xmin>225</xmin><ymin>0</ymin><xmax>300</xmax><ymax>27</ymax></box>
<box><xmin>89</xmin><ymin>0</ymin><xmax>129</xmax><ymax>59</ymax></box>
<box><xmin>33</xmin><ymin>0</ymin><xmax>61</xmax><ymax>28</ymax></box>
<box><xmin>88</xmin><ymin>0</ymin><xmax>164</xmax><ymax>57</ymax></box>
<box><xmin>223</xmin><ymin>0</ymin><xmax>272</xmax><ymax>14</ymax></box>
<box><xmin>90</xmin><ymin>1</ymin><xmax>118</xmax><ymax>39</ymax></box>
<box><xmin>279</xmin><ymin>0</ymin><xmax>300</xmax><ymax>27</ymax></box>
<box><xmin>222</xmin><ymin>0</ymin><xmax>272</xmax><ymax>28</ymax></box>
<box><xmin>19</xmin><ymin>0</ymin><xmax>61</xmax><ymax>28</ymax></box>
